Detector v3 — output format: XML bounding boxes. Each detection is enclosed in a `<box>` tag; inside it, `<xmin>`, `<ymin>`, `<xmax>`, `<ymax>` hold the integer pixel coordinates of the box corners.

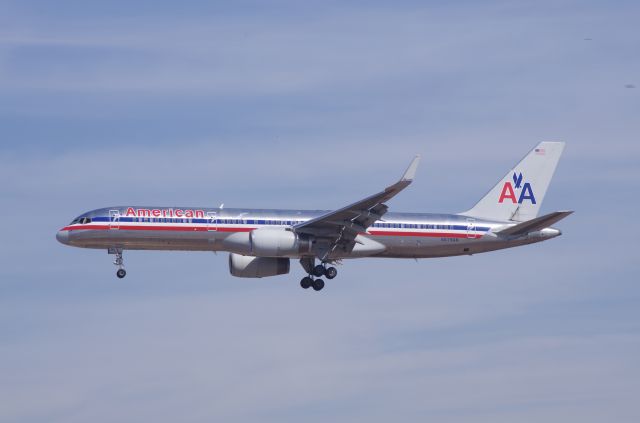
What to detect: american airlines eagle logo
<box><xmin>498</xmin><ymin>172</ymin><xmax>536</xmax><ymax>204</ymax></box>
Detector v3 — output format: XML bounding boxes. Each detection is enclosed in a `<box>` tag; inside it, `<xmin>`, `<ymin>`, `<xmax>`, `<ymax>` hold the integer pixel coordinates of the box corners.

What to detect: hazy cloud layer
<box><xmin>1</xmin><ymin>1</ymin><xmax>638</xmax><ymax>422</ymax></box>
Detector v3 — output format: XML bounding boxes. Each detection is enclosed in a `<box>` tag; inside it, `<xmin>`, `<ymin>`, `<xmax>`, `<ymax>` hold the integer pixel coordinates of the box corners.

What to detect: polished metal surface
<box><xmin>56</xmin><ymin>143</ymin><xmax>571</xmax><ymax>277</ymax></box>
<box><xmin>56</xmin><ymin>205</ymin><xmax>561</xmax><ymax>259</ymax></box>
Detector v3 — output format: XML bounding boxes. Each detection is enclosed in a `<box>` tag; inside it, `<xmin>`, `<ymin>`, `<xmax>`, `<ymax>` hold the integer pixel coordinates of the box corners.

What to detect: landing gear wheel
<box><xmin>312</xmin><ymin>278</ymin><xmax>325</xmax><ymax>291</ymax></box>
<box><xmin>300</xmin><ymin>276</ymin><xmax>313</xmax><ymax>289</ymax></box>
<box><xmin>110</xmin><ymin>248</ymin><xmax>126</xmax><ymax>279</ymax></box>
<box><xmin>324</xmin><ymin>266</ymin><xmax>337</xmax><ymax>279</ymax></box>
<box><xmin>312</xmin><ymin>264</ymin><xmax>325</xmax><ymax>277</ymax></box>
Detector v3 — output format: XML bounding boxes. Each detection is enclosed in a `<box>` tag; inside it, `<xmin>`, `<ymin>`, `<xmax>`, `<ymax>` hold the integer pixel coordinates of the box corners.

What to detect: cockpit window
<box><xmin>70</xmin><ymin>217</ymin><xmax>92</xmax><ymax>225</ymax></box>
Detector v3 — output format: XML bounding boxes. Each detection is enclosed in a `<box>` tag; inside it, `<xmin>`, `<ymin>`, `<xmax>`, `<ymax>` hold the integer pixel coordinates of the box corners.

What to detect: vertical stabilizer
<box><xmin>461</xmin><ymin>141</ymin><xmax>565</xmax><ymax>222</ymax></box>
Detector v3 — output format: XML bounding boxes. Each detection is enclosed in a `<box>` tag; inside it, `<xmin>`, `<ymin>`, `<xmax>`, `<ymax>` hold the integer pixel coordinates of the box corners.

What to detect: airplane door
<box><xmin>206</xmin><ymin>212</ymin><xmax>217</xmax><ymax>231</ymax></box>
<box><xmin>466</xmin><ymin>218</ymin><xmax>475</xmax><ymax>238</ymax></box>
<box><xmin>109</xmin><ymin>210</ymin><xmax>120</xmax><ymax>230</ymax></box>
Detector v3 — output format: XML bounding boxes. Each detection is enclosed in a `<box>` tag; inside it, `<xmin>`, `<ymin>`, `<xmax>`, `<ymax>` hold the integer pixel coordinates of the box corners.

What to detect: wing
<box><xmin>294</xmin><ymin>155</ymin><xmax>420</xmax><ymax>260</ymax></box>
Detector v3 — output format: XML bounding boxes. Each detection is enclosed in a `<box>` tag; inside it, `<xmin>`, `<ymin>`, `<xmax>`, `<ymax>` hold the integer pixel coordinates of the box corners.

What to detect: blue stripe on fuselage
<box><xmin>93</xmin><ymin>215</ymin><xmax>490</xmax><ymax>232</ymax></box>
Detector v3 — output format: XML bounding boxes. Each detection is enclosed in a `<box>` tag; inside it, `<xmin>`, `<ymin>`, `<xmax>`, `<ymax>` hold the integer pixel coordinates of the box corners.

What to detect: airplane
<box><xmin>56</xmin><ymin>141</ymin><xmax>572</xmax><ymax>291</ymax></box>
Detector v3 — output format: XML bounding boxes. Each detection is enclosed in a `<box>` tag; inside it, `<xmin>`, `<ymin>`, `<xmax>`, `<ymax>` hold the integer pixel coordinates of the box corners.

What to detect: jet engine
<box><xmin>249</xmin><ymin>228</ymin><xmax>313</xmax><ymax>257</ymax></box>
<box><xmin>228</xmin><ymin>253</ymin><xmax>290</xmax><ymax>278</ymax></box>
<box><xmin>224</xmin><ymin>228</ymin><xmax>312</xmax><ymax>257</ymax></box>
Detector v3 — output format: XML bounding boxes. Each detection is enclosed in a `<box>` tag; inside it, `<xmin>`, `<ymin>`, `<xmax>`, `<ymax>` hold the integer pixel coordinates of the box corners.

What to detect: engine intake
<box><xmin>229</xmin><ymin>253</ymin><xmax>290</xmax><ymax>278</ymax></box>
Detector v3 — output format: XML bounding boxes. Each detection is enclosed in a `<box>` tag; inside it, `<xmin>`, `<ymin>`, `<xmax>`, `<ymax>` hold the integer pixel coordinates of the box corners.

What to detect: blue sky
<box><xmin>1</xmin><ymin>1</ymin><xmax>639</xmax><ymax>422</ymax></box>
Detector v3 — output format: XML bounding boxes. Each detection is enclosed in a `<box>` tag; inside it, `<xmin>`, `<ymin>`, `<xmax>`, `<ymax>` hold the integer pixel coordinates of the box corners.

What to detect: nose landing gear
<box><xmin>109</xmin><ymin>248</ymin><xmax>127</xmax><ymax>279</ymax></box>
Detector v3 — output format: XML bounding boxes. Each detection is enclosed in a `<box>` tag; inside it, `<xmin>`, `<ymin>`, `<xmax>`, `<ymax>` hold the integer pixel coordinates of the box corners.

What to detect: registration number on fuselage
<box><xmin>440</xmin><ymin>237</ymin><xmax>460</xmax><ymax>242</ymax></box>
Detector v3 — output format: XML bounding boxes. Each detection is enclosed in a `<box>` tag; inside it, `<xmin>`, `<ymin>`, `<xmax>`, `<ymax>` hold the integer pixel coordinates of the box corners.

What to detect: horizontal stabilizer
<box><xmin>497</xmin><ymin>211</ymin><xmax>574</xmax><ymax>237</ymax></box>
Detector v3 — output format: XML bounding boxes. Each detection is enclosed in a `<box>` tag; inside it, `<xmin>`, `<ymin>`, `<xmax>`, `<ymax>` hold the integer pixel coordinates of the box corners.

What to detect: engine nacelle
<box><xmin>249</xmin><ymin>228</ymin><xmax>312</xmax><ymax>257</ymax></box>
<box><xmin>228</xmin><ymin>253</ymin><xmax>290</xmax><ymax>278</ymax></box>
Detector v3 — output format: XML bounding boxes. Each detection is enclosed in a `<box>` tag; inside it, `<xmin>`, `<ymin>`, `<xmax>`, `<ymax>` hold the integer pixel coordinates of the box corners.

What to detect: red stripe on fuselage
<box><xmin>61</xmin><ymin>225</ymin><xmax>254</xmax><ymax>233</ymax></box>
<box><xmin>61</xmin><ymin>225</ymin><xmax>483</xmax><ymax>238</ymax></box>
<box><xmin>367</xmin><ymin>230</ymin><xmax>481</xmax><ymax>239</ymax></box>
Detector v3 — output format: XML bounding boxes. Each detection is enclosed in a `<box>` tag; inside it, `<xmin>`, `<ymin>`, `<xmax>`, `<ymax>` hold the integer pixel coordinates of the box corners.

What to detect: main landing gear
<box><xmin>300</xmin><ymin>276</ymin><xmax>324</xmax><ymax>291</ymax></box>
<box><xmin>109</xmin><ymin>248</ymin><xmax>127</xmax><ymax>279</ymax></box>
<box><xmin>299</xmin><ymin>258</ymin><xmax>338</xmax><ymax>292</ymax></box>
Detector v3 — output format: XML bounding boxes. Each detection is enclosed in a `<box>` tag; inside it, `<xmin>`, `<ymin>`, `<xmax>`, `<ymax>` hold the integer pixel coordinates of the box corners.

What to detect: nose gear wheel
<box><xmin>109</xmin><ymin>248</ymin><xmax>127</xmax><ymax>279</ymax></box>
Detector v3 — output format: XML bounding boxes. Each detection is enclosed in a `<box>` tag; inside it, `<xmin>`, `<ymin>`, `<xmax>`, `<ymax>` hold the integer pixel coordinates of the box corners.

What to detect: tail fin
<box><xmin>461</xmin><ymin>141</ymin><xmax>565</xmax><ymax>222</ymax></box>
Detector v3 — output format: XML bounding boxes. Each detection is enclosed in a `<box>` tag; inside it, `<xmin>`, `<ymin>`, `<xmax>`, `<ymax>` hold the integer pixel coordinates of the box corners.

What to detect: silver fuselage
<box><xmin>56</xmin><ymin>206</ymin><xmax>561</xmax><ymax>259</ymax></box>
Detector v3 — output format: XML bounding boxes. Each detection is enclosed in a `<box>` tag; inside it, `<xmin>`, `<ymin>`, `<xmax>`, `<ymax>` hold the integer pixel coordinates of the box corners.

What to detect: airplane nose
<box><xmin>56</xmin><ymin>230</ymin><xmax>69</xmax><ymax>245</ymax></box>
